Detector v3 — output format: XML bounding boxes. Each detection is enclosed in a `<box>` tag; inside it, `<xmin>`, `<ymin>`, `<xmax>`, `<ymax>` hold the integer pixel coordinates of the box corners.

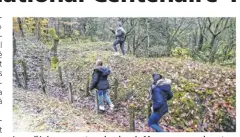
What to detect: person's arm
<box><xmin>148</xmin><ymin>87</ymin><xmax>152</xmax><ymax>101</ymax></box>
<box><xmin>109</xmin><ymin>28</ymin><xmax>115</xmax><ymax>35</ymax></box>
<box><xmin>152</xmin><ymin>88</ymin><xmax>162</xmax><ymax>111</ymax></box>
<box><xmin>89</xmin><ymin>70</ymin><xmax>99</xmax><ymax>91</ymax></box>
<box><xmin>166</xmin><ymin>85</ymin><xmax>173</xmax><ymax>100</ymax></box>
<box><xmin>121</xmin><ymin>28</ymin><xmax>126</xmax><ymax>34</ymax></box>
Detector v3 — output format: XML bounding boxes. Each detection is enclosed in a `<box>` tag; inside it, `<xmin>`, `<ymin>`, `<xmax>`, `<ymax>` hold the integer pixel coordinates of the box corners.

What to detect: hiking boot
<box><xmin>99</xmin><ymin>105</ymin><xmax>105</xmax><ymax>111</ymax></box>
<box><xmin>110</xmin><ymin>104</ymin><xmax>115</xmax><ymax>110</ymax></box>
<box><xmin>113</xmin><ymin>52</ymin><xmax>120</xmax><ymax>56</ymax></box>
<box><xmin>121</xmin><ymin>55</ymin><xmax>125</xmax><ymax>58</ymax></box>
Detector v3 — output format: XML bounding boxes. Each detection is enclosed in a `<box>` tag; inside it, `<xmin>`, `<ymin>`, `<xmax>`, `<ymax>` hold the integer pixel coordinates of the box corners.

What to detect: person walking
<box><xmin>147</xmin><ymin>73</ymin><xmax>173</xmax><ymax>132</ymax></box>
<box><xmin>110</xmin><ymin>22</ymin><xmax>126</xmax><ymax>56</ymax></box>
<box><xmin>89</xmin><ymin>59</ymin><xmax>114</xmax><ymax>111</ymax></box>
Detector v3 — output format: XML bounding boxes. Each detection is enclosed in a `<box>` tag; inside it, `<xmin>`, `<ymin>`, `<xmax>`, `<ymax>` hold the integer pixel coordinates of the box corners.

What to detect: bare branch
<box><xmin>206</xmin><ymin>17</ymin><xmax>215</xmax><ymax>35</ymax></box>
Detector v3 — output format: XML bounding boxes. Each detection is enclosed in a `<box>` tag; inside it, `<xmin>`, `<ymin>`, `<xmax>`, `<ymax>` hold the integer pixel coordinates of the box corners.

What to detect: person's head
<box><xmin>117</xmin><ymin>22</ymin><xmax>122</xmax><ymax>27</ymax></box>
<box><xmin>96</xmin><ymin>59</ymin><xmax>103</xmax><ymax>67</ymax></box>
<box><xmin>152</xmin><ymin>73</ymin><xmax>163</xmax><ymax>83</ymax></box>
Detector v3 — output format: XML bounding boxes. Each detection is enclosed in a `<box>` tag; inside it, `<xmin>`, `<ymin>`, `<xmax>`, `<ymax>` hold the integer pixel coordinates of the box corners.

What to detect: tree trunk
<box><xmin>13</xmin><ymin>62</ymin><xmax>21</xmax><ymax>88</ymax></box>
<box><xmin>13</xmin><ymin>32</ymin><xmax>17</xmax><ymax>56</ymax></box>
<box><xmin>68</xmin><ymin>82</ymin><xmax>73</xmax><ymax>104</ymax></box>
<box><xmin>210</xmin><ymin>35</ymin><xmax>217</xmax><ymax>49</ymax></box>
<box><xmin>85</xmin><ymin>73</ymin><xmax>91</xmax><ymax>96</ymax></box>
<box><xmin>166</xmin><ymin>37</ymin><xmax>174</xmax><ymax>56</ymax></box>
<box><xmin>146</xmin><ymin>19</ymin><xmax>150</xmax><ymax>57</ymax></box>
<box><xmin>95</xmin><ymin>91</ymin><xmax>99</xmax><ymax>114</ymax></box>
<box><xmin>55</xmin><ymin>18</ymin><xmax>60</xmax><ymax>36</ymax></box>
<box><xmin>63</xmin><ymin>24</ymin><xmax>66</xmax><ymax>37</ymax></box>
<box><xmin>53</xmin><ymin>39</ymin><xmax>59</xmax><ymax>57</ymax></box>
<box><xmin>39</xmin><ymin>64</ymin><xmax>46</xmax><ymax>94</ymax></box>
<box><xmin>147</xmin><ymin>101</ymin><xmax>152</xmax><ymax>119</ymax></box>
<box><xmin>209</xmin><ymin>35</ymin><xmax>217</xmax><ymax>63</ymax></box>
<box><xmin>127</xmin><ymin>39</ymin><xmax>130</xmax><ymax>53</ymax></box>
<box><xmin>113</xmin><ymin>77</ymin><xmax>119</xmax><ymax>101</ymax></box>
<box><xmin>198</xmin><ymin>33</ymin><xmax>204</xmax><ymax>51</ymax></box>
<box><xmin>83</xmin><ymin>23</ymin><xmax>86</xmax><ymax>36</ymax></box>
<box><xmin>34</xmin><ymin>18</ymin><xmax>39</xmax><ymax>38</ymax></box>
<box><xmin>129</xmin><ymin>104</ymin><xmax>135</xmax><ymax>132</ymax></box>
<box><xmin>197</xmin><ymin>98</ymin><xmax>206</xmax><ymax>132</ymax></box>
<box><xmin>58</xmin><ymin>66</ymin><xmax>64</xmax><ymax>87</ymax></box>
<box><xmin>132</xmin><ymin>35</ymin><xmax>136</xmax><ymax>55</ymax></box>
<box><xmin>21</xmin><ymin>61</ymin><xmax>28</xmax><ymax>89</ymax></box>
<box><xmin>17</xmin><ymin>17</ymin><xmax>24</xmax><ymax>38</ymax></box>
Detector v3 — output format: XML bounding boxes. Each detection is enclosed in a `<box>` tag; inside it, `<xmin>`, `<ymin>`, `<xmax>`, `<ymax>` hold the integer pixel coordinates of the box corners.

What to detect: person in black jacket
<box><xmin>148</xmin><ymin>73</ymin><xmax>173</xmax><ymax>132</ymax></box>
<box><xmin>89</xmin><ymin>60</ymin><xmax>114</xmax><ymax>111</ymax></box>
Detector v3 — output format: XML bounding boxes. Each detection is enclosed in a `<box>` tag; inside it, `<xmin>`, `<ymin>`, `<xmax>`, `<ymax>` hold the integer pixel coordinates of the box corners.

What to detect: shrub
<box><xmin>171</xmin><ymin>47</ymin><xmax>190</xmax><ymax>58</ymax></box>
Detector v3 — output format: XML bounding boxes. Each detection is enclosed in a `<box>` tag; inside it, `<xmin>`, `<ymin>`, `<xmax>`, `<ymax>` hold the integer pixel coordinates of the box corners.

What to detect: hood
<box><xmin>95</xmin><ymin>66</ymin><xmax>111</xmax><ymax>76</ymax></box>
<box><xmin>151</xmin><ymin>78</ymin><xmax>171</xmax><ymax>89</ymax></box>
<box><xmin>155</xmin><ymin>78</ymin><xmax>171</xmax><ymax>86</ymax></box>
<box><xmin>148</xmin><ymin>78</ymin><xmax>171</xmax><ymax>100</ymax></box>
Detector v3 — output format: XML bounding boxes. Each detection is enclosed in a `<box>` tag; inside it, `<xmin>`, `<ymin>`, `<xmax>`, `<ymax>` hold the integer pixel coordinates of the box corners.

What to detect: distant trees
<box><xmin>13</xmin><ymin>17</ymin><xmax>236</xmax><ymax>66</ymax></box>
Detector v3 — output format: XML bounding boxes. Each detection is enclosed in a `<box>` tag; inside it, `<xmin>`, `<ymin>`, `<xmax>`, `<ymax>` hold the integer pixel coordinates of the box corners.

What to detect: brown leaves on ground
<box><xmin>13</xmin><ymin>88</ymin><xmax>126</xmax><ymax>132</ymax></box>
<box><xmin>13</xmin><ymin>39</ymin><xmax>236</xmax><ymax>132</ymax></box>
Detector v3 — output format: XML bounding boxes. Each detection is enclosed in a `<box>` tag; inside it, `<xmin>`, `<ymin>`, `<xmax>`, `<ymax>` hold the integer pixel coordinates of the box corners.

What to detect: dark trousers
<box><xmin>148</xmin><ymin>111</ymin><xmax>166</xmax><ymax>132</ymax></box>
<box><xmin>113</xmin><ymin>39</ymin><xmax>125</xmax><ymax>55</ymax></box>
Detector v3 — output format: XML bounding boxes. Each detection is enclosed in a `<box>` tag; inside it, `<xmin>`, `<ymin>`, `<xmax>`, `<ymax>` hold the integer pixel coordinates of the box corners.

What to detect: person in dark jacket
<box><xmin>148</xmin><ymin>73</ymin><xmax>173</xmax><ymax>132</ymax></box>
<box><xmin>110</xmin><ymin>22</ymin><xmax>126</xmax><ymax>56</ymax></box>
<box><xmin>89</xmin><ymin>59</ymin><xmax>114</xmax><ymax>111</ymax></box>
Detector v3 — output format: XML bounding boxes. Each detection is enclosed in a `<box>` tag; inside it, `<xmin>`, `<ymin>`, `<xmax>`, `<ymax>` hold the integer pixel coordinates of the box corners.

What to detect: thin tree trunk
<box><xmin>39</xmin><ymin>64</ymin><xmax>46</xmax><ymax>94</ymax></box>
<box><xmin>85</xmin><ymin>73</ymin><xmax>91</xmax><ymax>96</ymax></box>
<box><xmin>17</xmin><ymin>17</ymin><xmax>24</xmax><ymax>38</ymax></box>
<box><xmin>129</xmin><ymin>104</ymin><xmax>135</xmax><ymax>132</ymax></box>
<box><xmin>127</xmin><ymin>39</ymin><xmax>130</xmax><ymax>53</ymax></box>
<box><xmin>53</xmin><ymin>39</ymin><xmax>59</xmax><ymax>57</ymax></box>
<box><xmin>68</xmin><ymin>82</ymin><xmax>73</xmax><ymax>104</ymax></box>
<box><xmin>63</xmin><ymin>24</ymin><xmax>66</xmax><ymax>37</ymax></box>
<box><xmin>13</xmin><ymin>32</ymin><xmax>17</xmax><ymax>56</ymax></box>
<box><xmin>147</xmin><ymin>101</ymin><xmax>152</xmax><ymax>119</ymax></box>
<box><xmin>55</xmin><ymin>18</ymin><xmax>60</xmax><ymax>36</ymax></box>
<box><xmin>113</xmin><ymin>77</ymin><xmax>119</xmax><ymax>101</ymax></box>
<box><xmin>198</xmin><ymin>33</ymin><xmax>204</xmax><ymax>51</ymax></box>
<box><xmin>34</xmin><ymin>18</ymin><xmax>39</xmax><ymax>38</ymax></box>
<box><xmin>197</xmin><ymin>98</ymin><xmax>206</xmax><ymax>132</ymax></box>
<box><xmin>132</xmin><ymin>35</ymin><xmax>136</xmax><ymax>55</ymax></box>
<box><xmin>58</xmin><ymin>66</ymin><xmax>64</xmax><ymax>87</ymax></box>
<box><xmin>13</xmin><ymin>62</ymin><xmax>21</xmax><ymax>88</ymax></box>
<box><xmin>209</xmin><ymin>35</ymin><xmax>217</xmax><ymax>63</ymax></box>
<box><xmin>95</xmin><ymin>91</ymin><xmax>99</xmax><ymax>114</ymax></box>
<box><xmin>21</xmin><ymin>61</ymin><xmax>28</xmax><ymax>89</ymax></box>
<box><xmin>146</xmin><ymin>19</ymin><xmax>150</xmax><ymax>57</ymax></box>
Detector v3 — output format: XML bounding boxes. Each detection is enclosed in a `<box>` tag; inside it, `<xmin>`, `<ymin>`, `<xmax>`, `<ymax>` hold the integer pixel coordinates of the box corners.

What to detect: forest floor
<box><xmin>13</xmin><ymin>39</ymin><xmax>236</xmax><ymax>132</ymax></box>
<box><xmin>13</xmin><ymin>88</ymin><xmax>128</xmax><ymax>132</ymax></box>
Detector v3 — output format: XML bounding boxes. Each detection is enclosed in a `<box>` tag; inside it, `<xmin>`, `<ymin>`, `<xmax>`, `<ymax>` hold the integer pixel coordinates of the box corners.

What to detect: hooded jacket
<box><xmin>149</xmin><ymin>79</ymin><xmax>173</xmax><ymax>113</ymax></box>
<box><xmin>89</xmin><ymin>66</ymin><xmax>111</xmax><ymax>90</ymax></box>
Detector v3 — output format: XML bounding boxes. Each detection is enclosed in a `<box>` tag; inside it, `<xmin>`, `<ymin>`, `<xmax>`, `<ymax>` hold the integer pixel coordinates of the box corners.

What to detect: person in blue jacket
<box><xmin>148</xmin><ymin>73</ymin><xmax>173</xmax><ymax>132</ymax></box>
<box><xmin>89</xmin><ymin>59</ymin><xmax>114</xmax><ymax>111</ymax></box>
